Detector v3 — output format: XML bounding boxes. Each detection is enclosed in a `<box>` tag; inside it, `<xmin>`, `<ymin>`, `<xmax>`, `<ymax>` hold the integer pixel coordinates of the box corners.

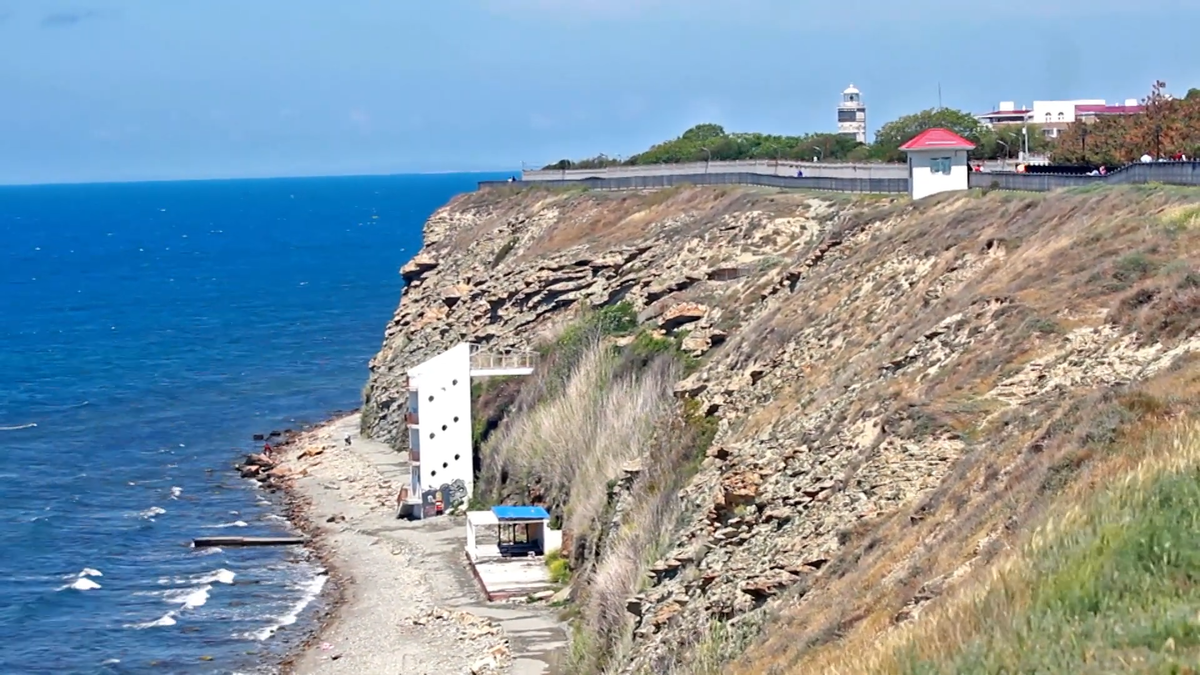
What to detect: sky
<box><xmin>1</xmin><ymin>0</ymin><xmax>1199</xmax><ymax>184</ymax></box>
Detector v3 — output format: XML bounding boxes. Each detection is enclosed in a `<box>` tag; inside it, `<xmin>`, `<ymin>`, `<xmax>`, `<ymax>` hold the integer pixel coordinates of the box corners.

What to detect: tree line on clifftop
<box><xmin>545</xmin><ymin>82</ymin><xmax>1200</xmax><ymax>170</ymax></box>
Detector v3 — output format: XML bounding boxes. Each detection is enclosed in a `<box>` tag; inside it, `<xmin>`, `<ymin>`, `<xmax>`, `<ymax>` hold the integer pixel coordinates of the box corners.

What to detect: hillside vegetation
<box><xmin>850</xmin><ymin>419</ymin><xmax>1200</xmax><ymax>673</ymax></box>
<box><xmin>547</xmin><ymin>80</ymin><xmax>1197</xmax><ymax>169</ymax></box>
<box><xmin>544</xmin><ymin>108</ymin><xmax>1054</xmax><ymax>169</ymax></box>
<box><xmin>472</xmin><ymin>305</ymin><xmax>716</xmax><ymax>672</ymax></box>
<box><xmin>362</xmin><ymin>182</ymin><xmax>1200</xmax><ymax>674</ymax></box>
<box><xmin>1053</xmin><ymin>81</ymin><xmax>1200</xmax><ymax>164</ymax></box>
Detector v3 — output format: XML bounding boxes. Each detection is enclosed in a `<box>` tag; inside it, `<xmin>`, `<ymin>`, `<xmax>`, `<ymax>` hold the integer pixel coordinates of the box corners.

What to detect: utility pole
<box><xmin>938</xmin><ymin>83</ymin><xmax>943</xmax><ymax>110</ymax></box>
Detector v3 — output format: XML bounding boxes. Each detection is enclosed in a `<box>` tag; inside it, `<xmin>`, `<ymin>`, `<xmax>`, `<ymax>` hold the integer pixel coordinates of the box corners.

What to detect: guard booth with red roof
<box><xmin>899</xmin><ymin>128</ymin><xmax>977</xmax><ymax>200</ymax></box>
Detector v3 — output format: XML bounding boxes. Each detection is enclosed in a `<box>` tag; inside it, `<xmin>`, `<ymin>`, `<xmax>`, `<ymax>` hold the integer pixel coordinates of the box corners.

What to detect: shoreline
<box><xmin>271</xmin><ymin>419</ymin><xmax>350</xmax><ymax>674</ymax></box>
<box><xmin>259</xmin><ymin>412</ymin><xmax>566</xmax><ymax>674</ymax></box>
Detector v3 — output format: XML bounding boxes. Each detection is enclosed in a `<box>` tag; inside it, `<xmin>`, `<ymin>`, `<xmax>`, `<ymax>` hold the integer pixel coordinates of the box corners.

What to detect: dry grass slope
<box><xmin>725</xmin><ymin>186</ymin><xmax>1200</xmax><ymax>675</ymax></box>
<box><xmin>805</xmin><ymin>414</ymin><xmax>1200</xmax><ymax>674</ymax></box>
<box><xmin>474</xmin><ymin>305</ymin><xmax>716</xmax><ymax>673</ymax></box>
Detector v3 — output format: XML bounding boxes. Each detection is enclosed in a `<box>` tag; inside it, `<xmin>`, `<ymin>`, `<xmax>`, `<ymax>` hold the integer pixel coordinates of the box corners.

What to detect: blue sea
<box><xmin>0</xmin><ymin>173</ymin><xmax>501</xmax><ymax>674</ymax></box>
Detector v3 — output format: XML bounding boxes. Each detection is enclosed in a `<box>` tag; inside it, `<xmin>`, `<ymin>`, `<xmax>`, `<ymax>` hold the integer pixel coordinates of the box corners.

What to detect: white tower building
<box><xmin>399</xmin><ymin>342</ymin><xmax>536</xmax><ymax>519</ymax></box>
<box><xmin>837</xmin><ymin>84</ymin><xmax>867</xmax><ymax>144</ymax></box>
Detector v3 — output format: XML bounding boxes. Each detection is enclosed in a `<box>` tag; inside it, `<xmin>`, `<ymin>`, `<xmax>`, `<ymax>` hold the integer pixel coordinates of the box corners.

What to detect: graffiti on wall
<box><xmin>419</xmin><ymin>478</ymin><xmax>467</xmax><ymax>519</ymax></box>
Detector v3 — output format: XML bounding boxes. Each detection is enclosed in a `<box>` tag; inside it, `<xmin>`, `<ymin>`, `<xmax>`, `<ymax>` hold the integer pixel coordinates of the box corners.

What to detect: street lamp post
<box><xmin>997</xmin><ymin>140</ymin><xmax>1009</xmax><ymax>170</ymax></box>
<box><xmin>1080</xmin><ymin>124</ymin><xmax>1088</xmax><ymax>164</ymax></box>
<box><xmin>813</xmin><ymin>145</ymin><xmax>824</xmax><ymax>162</ymax></box>
<box><xmin>700</xmin><ymin>146</ymin><xmax>711</xmax><ymax>173</ymax></box>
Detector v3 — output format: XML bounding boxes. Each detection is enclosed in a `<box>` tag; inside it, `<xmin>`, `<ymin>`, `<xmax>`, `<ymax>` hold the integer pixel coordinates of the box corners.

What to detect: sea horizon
<box><xmin>0</xmin><ymin>168</ymin><xmax>520</xmax><ymax>189</ymax></box>
<box><xmin>0</xmin><ymin>172</ymin><xmax>499</xmax><ymax>672</ymax></box>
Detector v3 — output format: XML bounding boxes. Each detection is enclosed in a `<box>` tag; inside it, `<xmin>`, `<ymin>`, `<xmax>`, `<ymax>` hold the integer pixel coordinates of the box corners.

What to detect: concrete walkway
<box><xmin>290</xmin><ymin>415</ymin><xmax>566</xmax><ymax>675</ymax></box>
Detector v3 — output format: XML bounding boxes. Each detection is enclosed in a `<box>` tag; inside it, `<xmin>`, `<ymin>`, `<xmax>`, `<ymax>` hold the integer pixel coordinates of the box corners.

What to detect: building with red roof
<box><xmin>900</xmin><ymin>128</ymin><xmax>976</xmax><ymax>200</ymax></box>
<box><xmin>1075</xmin><ymin>102</ymin><xmax>1145</xmax><ymax>123</ymax></box>
<box><xmin>977</xmin><ymin>103</ymin><xmax>1033</xmax><ymax>127</ymax></box>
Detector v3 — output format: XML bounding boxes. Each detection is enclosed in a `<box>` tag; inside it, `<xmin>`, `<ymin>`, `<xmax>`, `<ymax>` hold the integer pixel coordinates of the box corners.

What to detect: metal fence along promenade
<box><xmin>481</xmin><ymin>162</ymin><xmax>1200</xmax><ymax>195</ymax></box>
<box><xmin>524</xmin><ymin>159</ymin><xmax>909</xmax><ymax>181</ymax></box>
<box><xmin>521</xmin><ymin>158</ymin><xmax>1048</xmax><ymax>181</ymax></box>
<box><xmin>481</xmin><ymin>172</ymin><xmax>909</xmax><ymax>194</ymax></box>
<box><xmin>968</xmin><ymin>161</ymin><xmax>1200</xmax><ymax>192</ymax></box>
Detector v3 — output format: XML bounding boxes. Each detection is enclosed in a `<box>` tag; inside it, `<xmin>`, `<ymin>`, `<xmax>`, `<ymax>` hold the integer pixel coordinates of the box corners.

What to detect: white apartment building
<box><xmin>1030</xmin><ymin>99</ymin><xmax>1107</xmax><ymax>127</ymax></box>
<box><xmin>978</xmin><ymin>98</ymin><xmax>1143</xmax><ymax>138</ymax></box>
<box><xmin>400</xmin><ymin>342</ymin><xmax>536</xmax><ymax>519</ymax></box>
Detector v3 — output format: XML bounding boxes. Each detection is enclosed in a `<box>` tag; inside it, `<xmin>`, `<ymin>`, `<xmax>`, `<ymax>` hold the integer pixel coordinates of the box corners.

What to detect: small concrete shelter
<box><xmin>465</xmin><ymin>505</ymin><xmax>564</xmax><ymax>601</ymax></box>
<box><xmin>900</xmin><ymin>128</ymin><xmax>976</xmax><ymax>200</ymax></box>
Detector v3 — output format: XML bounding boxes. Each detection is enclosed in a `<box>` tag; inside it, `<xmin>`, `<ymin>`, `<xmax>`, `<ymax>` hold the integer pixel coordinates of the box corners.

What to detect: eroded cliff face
<box><xmin>361</xmin><ymin>186</ymin><xmax>851</xmax><ymax>446</ymax></box>
<box><xmin>361</xmin><ymin>184</ymin><xmax>1200</xmax><ymax>673</ymax></box>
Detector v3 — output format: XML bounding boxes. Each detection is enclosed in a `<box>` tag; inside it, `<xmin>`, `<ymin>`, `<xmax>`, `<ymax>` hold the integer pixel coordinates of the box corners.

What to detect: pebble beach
<box><xmin>271</xmin><ymin>414</ymin><xmax>566</xmax><ymax>675</ymax></box>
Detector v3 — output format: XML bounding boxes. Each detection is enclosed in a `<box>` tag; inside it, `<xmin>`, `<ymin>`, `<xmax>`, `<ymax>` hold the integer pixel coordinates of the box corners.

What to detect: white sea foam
<box><xmin>138</xmin><ymin>506</ymin><xmax>166</xmax><ymax>520</ymax></box>
<box><xmin>127</xmin><ymin>612</ymin><xmax>176</xmax><ymax>629</ymax></box>
<box><xmin>201</xmin><ymin>520</ymin><xmax>247</xmax><ymax>529</ymax></box>
<box><xmin>0</xmin><ymin>423</ymin><xmax>37</xmax><ymax>431</ymax></box>
<box><xmin>164</xmin><ymin>585</ymin><xmax>211</xmax><ymax>610</ymax></box>
<box><xmin>157</xmin><ymin>568</ymin><xmax>235</xmax><ymax>586</ymax></box>
<box><xmin>66</xmin><ymin>577</ymin><xmax>101</xmax><ymax>591</ymax></box>
<box><xmin>250</xmin><ymin>574</ymin><xmax>327</xmax><ymax>641</ymax></box>
<box><xmin>169</xmin><ymin>486</ymin><xmax>182</xmax><ymax>499</ymax></box>
<box><xmin>195</xmin><ymin>568</ymin><xmax>236</xmax><ymax>585</ymax></box>
<box><xmin>79</xmin><ymin>568</ymin><xmax>103</xmax><ymax>578</ymax></box>
<box><xmin>193</xmin><ymin>546</ymin><xmax>223</xmax><ymax>556</ymax></box>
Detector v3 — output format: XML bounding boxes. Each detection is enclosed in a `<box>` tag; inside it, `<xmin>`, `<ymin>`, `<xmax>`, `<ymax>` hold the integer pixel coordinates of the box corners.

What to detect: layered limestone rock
<box><xmin>361</xmin><ymin>185</ymin><xmax>1200</xmax><ymax>672</ymax></box>
<box><xmin>361</xmin><ymin>189</ymin><xmax>843</xmax><ymax>447</ymax></box>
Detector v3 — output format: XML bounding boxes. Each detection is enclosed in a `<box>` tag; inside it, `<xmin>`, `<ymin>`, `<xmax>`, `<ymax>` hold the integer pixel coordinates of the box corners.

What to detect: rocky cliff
<box><xmin>361</xmin><ymin>184</ymin><xmax>1200</xmax><ymax>673</ymax></box>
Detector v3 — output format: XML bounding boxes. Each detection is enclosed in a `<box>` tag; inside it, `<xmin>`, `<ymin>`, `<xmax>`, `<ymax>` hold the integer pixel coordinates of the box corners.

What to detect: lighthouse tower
<box><xmin>837</xmin><ymin>84</ymin><xmax>867</xmax><ymax>144</ymax></box>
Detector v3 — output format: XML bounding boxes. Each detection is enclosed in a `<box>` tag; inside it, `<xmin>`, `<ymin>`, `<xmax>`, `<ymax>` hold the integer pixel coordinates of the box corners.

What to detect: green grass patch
<box><xmin>899</xmin><ymin>453</ymin><xmax>1200</xmax><ymax>673</ymax></box>
<box><xmin>492</xmin><ymin>236</ymin><xmax>518</xmax><ymax>265</ymax></box>
<box><xmin>1104</xmin><ymin>252</ymin><xmax>1161</xmax><ymax>292</ymax></box>
<box><xmin>551</xmin><ymin>301</ymin><xmax>638</xmax><ymax>354</ymax></box>
<box><xmin>623</xmin><ymin>329</ymin><xmax>700</xmax><ymax>375</ymax></box>
<box><xmin>546</xmin><ymin>548</ymin><xmax>571</xmax><ymax>584</ymax></box>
